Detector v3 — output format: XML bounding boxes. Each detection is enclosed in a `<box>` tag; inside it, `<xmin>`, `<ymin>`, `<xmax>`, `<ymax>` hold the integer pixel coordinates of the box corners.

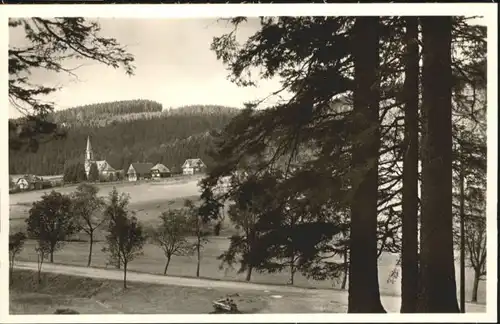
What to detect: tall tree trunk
<box><xmin>10</xmin><ymin>256</ymin><xmax>15</xmax><ymax>285</ymax></box>
<box><xmin>341</xmin><ymin>249</ymin><xmax>348</xmax><ymax>290</ymax></box>
<box><xmin>348</xmin><ymin>16</ymin><xmax>386</xmax><ymax>313</ymax></box>
<box><xmin>471</xmin><ymin>270</ymin><xmax>480</xmax><ymax>303</ymax></box>
<box><xmin>123</xmin><ymin>260</ymin><xmax>128</xmax><ymax>289</ymax></box>
<box><xmin>196</xmin><ymin>242</ymin><xmax>201</xmax><ymax>277</ymax></box>
<box><xmin>401</xmin><ymin>16</ymin><xmax>420</xmax><ymax>314</ymax></box>
<box><xmin>245</xmin><ymin>266</ymin><xmax>253</xmax><ymax>282</ymax></box>
<box><xmin>290</xmin><ymin>261</ymin><xmax>295</xmax><ymax>285</ymax></box>
<box><xmin>37</xmin><ymin>252</ymin><xmax>44</xmax><ymax>284</ymax></box>
<box><xmin>116</xmin><ymin>252</ymin><xmax>121</xmax><ymax>269</ymax></box>
<box><xmin>87</xmin><ymin>232</ymin><xmax>94</xmax><ymax>267</ymax></box>
<box><xmin>50</xmin><ymin>250</ymin><xmax>54</xmax><ymax>263</ymax></box>
<box><xmin>164</xmin><ymin>256</ymin><xmax>171</xmax><ymax>275</ymax></box>
<box><xmin>459</xmin><ymin>154</ymin><xmax>466</xmax><ymax>312</ymax></box>
<box><xmin>418</xmin><ymin>16</ymin><xmax>459</xmax><ymax>313</ymax></box>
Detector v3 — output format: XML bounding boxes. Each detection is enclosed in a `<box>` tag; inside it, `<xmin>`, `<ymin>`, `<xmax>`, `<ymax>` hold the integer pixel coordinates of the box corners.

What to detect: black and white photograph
<box><xmin>1</xmin><ymin>3</ymin><xmax>497</xmax><ymax>322</ymax></box>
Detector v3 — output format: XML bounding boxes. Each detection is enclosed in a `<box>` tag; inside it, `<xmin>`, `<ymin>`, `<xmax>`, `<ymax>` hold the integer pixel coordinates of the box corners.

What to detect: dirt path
<box><xmin>13</xmin><ymin>261</ymin><xmax>486</xmax><ymax>313</ymax></box>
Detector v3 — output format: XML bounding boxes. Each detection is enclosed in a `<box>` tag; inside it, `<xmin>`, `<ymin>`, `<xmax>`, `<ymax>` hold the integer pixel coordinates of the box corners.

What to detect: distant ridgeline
<box><xmin>9</xmin><ymin>100</ymin><xmax>240</xmax><ymax>176</ymax></box>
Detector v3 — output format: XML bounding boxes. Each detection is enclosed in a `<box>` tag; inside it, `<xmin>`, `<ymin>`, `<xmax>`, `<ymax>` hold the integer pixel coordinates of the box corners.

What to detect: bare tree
<box><xmin>35</xmin><ymin>242</ymin><xmax>51</xmax><ymax>284</ymax></box>
<box><xmin>185</xmin><ymin>199</ymin><xmax>209</xmax><ymax>278</ymax></box>
<box><xmin>9</xmin><ymin>232</ymin><xmax>27</xmax><ymax>284</ymax></box>
<box><xmin>26</xmin><ymin>191</ymin><xmax>77</xmax><ymax>263</ymax></box>
<box><xmin>71</xmin><ymin>183</ymin><xmax>106</xmax><ymax>266</ymax></box>
<box><xmin>149</xmin><ymin>209</ymin><xmax>192</xmax><ymax>275</ymax></box>
<box><xmin>103</xmin><ymin>187</ymin><xmax>146</xmax><ymax>288</ymax></box>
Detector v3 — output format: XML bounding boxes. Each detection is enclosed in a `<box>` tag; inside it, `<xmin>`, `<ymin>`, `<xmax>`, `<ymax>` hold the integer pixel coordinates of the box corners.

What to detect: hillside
<box><xmin>9</xmin><ymin>100</ymin><xmax>239</xmax><ymax>175</ymax></box>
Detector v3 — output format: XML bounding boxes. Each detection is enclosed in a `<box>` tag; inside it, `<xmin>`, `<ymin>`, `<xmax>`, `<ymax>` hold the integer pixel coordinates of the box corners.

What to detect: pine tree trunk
<box><xmin>418</xmin><ymin>16</ymin><xmax>459</xmax><ymax>313</ymax></box>
<box><xmin>471</xmin><ymin>270</ymin><xmax>480</xmax><ymax>303</ymax></box>
<box><xmin>164</xmin><ymin>256</ymin><xmax>171</xmax><ymax>275</ymax></box>
<box><xmin>348</xmin><ymin>16</ymin><xmax>386</xmax><ymax>313</ymax></box>
<box><xmin>87</xmin><ymin>233</ymin><xmax>94</xmax><ymax>267</ymax></box>
<box><xmin>401</xmin><ymin>16</ymin><xmax>420</xmax><ymax>314</ymax></box>
<box><xmin>459</xmin><ymin>157</ymin><xmax>466</xmax><ymax>312</ymax></box>
<box><xmin>341</xmin><ymin>250</ymin><xmax>348</xmax><ymax>290</ymax></box>
<box><xmin>245</xmin><ymin>266</ymin><xmax>253</xmax><ymax>282</ymax></box>
<box><xmin>123</xmin><ymin>260</ymin><xmax>128</xmax><ymax>289</ymax></box>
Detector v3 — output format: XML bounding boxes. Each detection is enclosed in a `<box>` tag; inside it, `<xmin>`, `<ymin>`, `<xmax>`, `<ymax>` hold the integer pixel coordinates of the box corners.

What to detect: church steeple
<box><xmin>86</xmin><ymin>136</ymin><xmax>94</xmax><ymax>162</ymax></box>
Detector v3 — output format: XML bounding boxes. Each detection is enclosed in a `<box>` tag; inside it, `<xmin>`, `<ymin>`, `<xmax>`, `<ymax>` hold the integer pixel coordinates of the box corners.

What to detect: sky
<box><xmin>8</xmin><ymin>16</ymin><xmax>488</xmax><ymax>119</ymax></box>
<box><xmin>8</xmin><ymin>18</ymin><xmax>285</xmax><ymax>118</ymax></box>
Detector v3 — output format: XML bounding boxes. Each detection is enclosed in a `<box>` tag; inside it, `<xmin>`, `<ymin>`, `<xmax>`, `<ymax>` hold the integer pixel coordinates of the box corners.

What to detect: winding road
<box><xmin>13</xmin><ymin>261</ymin><xmax>486</xmax><ymax>313</ymax></box>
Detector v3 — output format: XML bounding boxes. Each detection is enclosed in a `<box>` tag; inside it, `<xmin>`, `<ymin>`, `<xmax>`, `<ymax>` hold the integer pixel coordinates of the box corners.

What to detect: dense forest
<box><xmin>9</xmin><ymin>100</ymin><xmax>239</xmax><ymax>175</ymax></box>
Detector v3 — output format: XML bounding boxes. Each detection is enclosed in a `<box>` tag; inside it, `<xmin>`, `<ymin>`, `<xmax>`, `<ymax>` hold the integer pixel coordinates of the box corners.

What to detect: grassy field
<box><xmin>10</xmin><ymin>269</ymin><xmax>271</xmax><ymax>314</ymax></box>
<box><xmin>9</xmin><ymin>178</ymin><xmax>487</xmax><ymax>306</ymax></box>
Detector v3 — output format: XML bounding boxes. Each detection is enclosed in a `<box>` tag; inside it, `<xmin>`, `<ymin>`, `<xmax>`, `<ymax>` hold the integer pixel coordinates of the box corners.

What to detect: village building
<box><xmin>181</xmin><ymin>158</ymin><xmax>206</xmax><ymax>175</ymax></box>
<box><xmin>84</xmin><ymin>136</ymin><xmax>117</xmax><ymax>179</ymax></box>
<box><xmin>16</xmin><ymin>174</ymin><xmax>44</xmax><ymax>191</ymax></box>
<box><xmin>151</xmin><ymin>163</ymin><xmax>171</xmax><ymax>178</ymax></box>
<box><xmin>127</xmin><ymin>162</ymin><xmax>154</xmax><ymax>181</ymax></box>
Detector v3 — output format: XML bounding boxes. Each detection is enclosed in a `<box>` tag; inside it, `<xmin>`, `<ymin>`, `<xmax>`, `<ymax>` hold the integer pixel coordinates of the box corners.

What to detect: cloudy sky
<box><xmin>8</xmin><ymin>16</ymin><xmax>488</xmax><ymax>119</ymax></box>
<box><xmin>8</xmin><ymin>18</ymin><xmax>284</xmax><ymax>118</ymax></box>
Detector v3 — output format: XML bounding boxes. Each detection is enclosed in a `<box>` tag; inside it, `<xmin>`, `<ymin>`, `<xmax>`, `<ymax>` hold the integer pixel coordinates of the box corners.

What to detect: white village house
<box><xmin>16</xmin><ymin>174</ymin><xmax>44</xmax><ymax>190</ymax></box>
<box><xmin>181</xmin><ymin>158</ymin><xmax>206</xmax><ymax>175</ymax></box>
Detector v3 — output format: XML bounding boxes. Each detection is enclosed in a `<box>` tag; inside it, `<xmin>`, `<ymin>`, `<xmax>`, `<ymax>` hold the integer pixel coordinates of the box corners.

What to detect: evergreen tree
<box><xmin>418</xmin><ymin>16</ymin><xmax>459</xmax><ymax>313</ymax></box>
<box><xmin>347</xmin><ymin>17</ymin><xmax>385</xmax><ymax>313</ymax></box>
<box><xmin>400</xmin><ymin>16</ymin><xmax>420</xmax><ymax>313</ymax></box>
<box><xmin>75</xmin><ymin>162</ymin><xmax>87</xmax><ymax>182</ymax></box>
<box><xmin>88</xmin><ymin>162</ymin><xmax>99</xmax><ymax>182</ymax></box>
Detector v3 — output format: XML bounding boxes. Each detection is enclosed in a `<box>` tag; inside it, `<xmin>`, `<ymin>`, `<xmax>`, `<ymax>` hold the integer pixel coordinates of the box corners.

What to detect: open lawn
<box><xmin>9</xmin><ymin>176</ymin><xmax>487</xmax><ymax>307</ymax></box>
<box><xmin>12</xmin><ymin>237</ymin><xmax>486</xmax><ymax>305</ymax></box>
<box><xmin>10</xmin><ymin>269</ymin><xmax>272</xmax><ymax>314</ymax></box>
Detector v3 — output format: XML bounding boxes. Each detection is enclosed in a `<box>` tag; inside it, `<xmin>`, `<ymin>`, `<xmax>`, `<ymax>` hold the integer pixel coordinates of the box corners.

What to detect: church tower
<box><xmin>85</xmin><ymin>136</ymin><xmax>94</xmax><ymax>176</ymax></box>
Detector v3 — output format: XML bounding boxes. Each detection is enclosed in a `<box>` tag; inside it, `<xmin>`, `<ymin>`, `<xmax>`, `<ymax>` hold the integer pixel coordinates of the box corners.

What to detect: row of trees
<box><xmin>9</xmin><ymin>184</ymin><xmax>214</xmax><ymax>288</ymax></box>
<box><xmin>199</xmin><ymin>16</ymin><xmax>487</xmax><ymax>313</ymax></box>
<box><xmin>9</xmin><ymin>185</ymin><xmax>145</xmax><ymax>288</ymax></box>
<box><xmin>51</xmin><ymin>99</ymin><xmax>163</xmax><ymax>125</ymax></box>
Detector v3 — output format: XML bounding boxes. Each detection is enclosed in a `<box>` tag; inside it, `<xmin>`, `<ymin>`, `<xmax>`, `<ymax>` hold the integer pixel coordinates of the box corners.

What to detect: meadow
<box><xmin>10</xmin><ymin>269</ymin><xmax>272</xmax><ymax>314</ymax></box>
<box><xmin>8</xmin><ymin>176</ymin><xmax>486</xmax><ymax>306</ymax></box>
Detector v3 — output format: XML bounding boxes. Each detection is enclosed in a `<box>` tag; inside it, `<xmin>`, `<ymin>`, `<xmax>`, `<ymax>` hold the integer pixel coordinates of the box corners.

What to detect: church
<box><xmin>84</xmin><ymin>136</ymin><xmax>117</xmax><ymax>179</ymax></box>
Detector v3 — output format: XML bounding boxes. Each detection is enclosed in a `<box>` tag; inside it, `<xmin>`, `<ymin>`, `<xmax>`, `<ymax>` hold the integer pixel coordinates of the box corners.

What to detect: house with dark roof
<box><xmin>16</xmin><ymin>174</ymin><xmax>44</xmax><ymax>191</ymax></box>
<box><xmin>151</xmin><ymin>163</ymin><xmax>171</xmax><ymax>178</ymax></box>
<box><xmin>181</xmin><ymin>158</ymin><xmax>206</xmax><ymax>175</ymax></box>
<box><xmin>127</xmin><ymin>162</ymin><xmax>154</xmax><ymax>181</ymax></box>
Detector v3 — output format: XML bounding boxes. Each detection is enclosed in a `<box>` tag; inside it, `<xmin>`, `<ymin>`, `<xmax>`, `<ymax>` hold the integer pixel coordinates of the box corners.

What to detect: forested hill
<box><xmin>9</xmin><ymin>100</ymin><xmax>240</xmax><ymax>175</ymax></box>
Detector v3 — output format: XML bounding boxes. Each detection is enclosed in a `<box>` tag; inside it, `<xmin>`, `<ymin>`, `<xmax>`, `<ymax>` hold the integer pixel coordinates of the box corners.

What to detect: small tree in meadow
<box><xmin>103</xmin><ymin>187</ymin><xmax>146</xmax><ymax>288</ymax></box>
<box><xmin>35</xmin><ymin>242</ymin><xmax>51</xmax><ymax>283</ymax></box>
<box><xmin>26</xmin><ymin>191</ymin><xmax>77</xmax><ymax>263</ymax></box>
<box><xmin>185</xmin><ymin>199</ymin><xmax>210</xmax><ymax>278</ymax></box>
<box><xmin>71</xmin><ymin>183</ymin><xmax>106</xmax><ymax>266</ymax></box>
<box><xmin>149</xmin><ymin>209</ymin><xmax>192</xmax><ymax>275</ymax></box>
<box><xmin>9</xmin><ymin>231</ymin><xmax>27</xmax><ymax>284</ymax></box>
